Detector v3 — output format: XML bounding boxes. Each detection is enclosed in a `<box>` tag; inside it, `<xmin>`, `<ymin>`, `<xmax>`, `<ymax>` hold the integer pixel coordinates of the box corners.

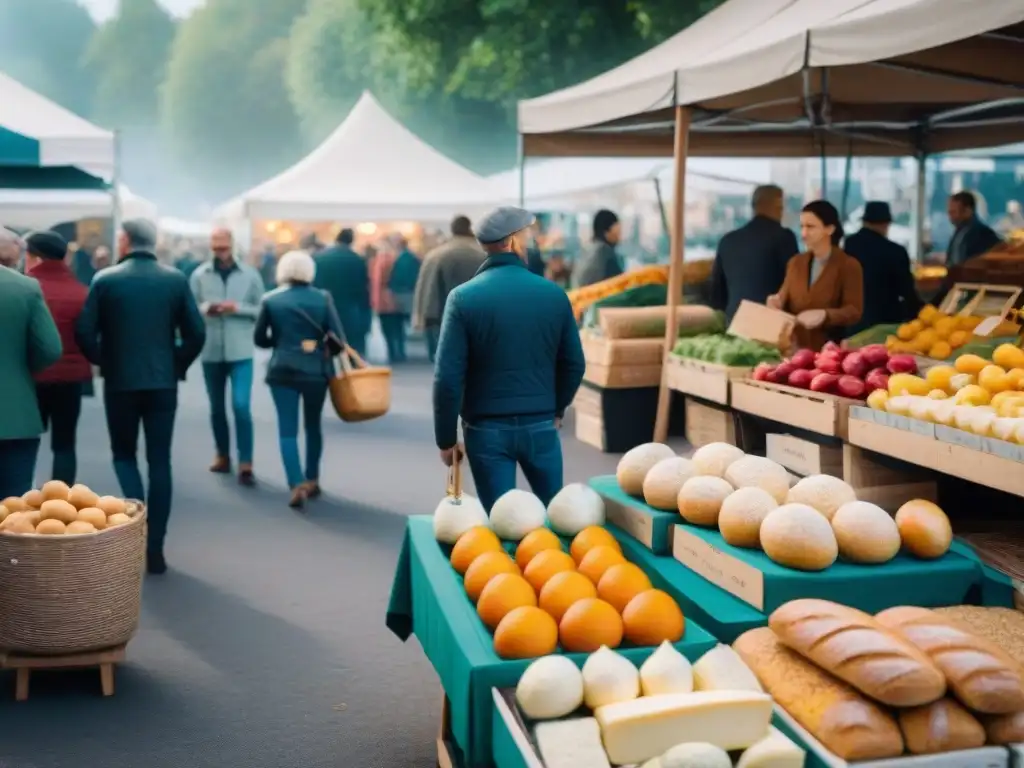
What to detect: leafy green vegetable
<box><xmin>672</xmin><ymin>333</ymin><xmax>782</xmax><ymax>366</ymax></box>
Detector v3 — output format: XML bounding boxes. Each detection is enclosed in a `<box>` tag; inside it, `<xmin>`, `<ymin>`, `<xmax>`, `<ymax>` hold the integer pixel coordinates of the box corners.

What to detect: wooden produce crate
<box><xmin>580</xmin><ymin>331</ymin><xmax>665</xmax><ymax>368</ymax></box>
<box><xmin>731</xmin><ymin>379</ymin><xmax>861</xmax><ymax>439</ymax></box>
<box><xmin>685</xmin><ymin>397</ymin><xmax>736</xmax><ymax>448</ymax></box>
<box><xmin>727</xmin><ymin>300</ymin><xmax>796</xmax><ymax>350</ymax></box>
<box><xmin>583</xmin><ymin>361</ymin><xmax>662</xmax><ymax>389</ymax></box>
<box><xmin>766</xmin><ymin>433</ymin><xmax>843</xmax><ymax>477</ymax></box>
<box><xmin>940</xmin><ymin>282</ymin><xmax>1022</xmax><ymax>317</ymax></box>
<box><xmin>572</xmin><ymin>383</ymin><xmax>684</xmax><ymax>453</ymax></box>
<box><xmin>664</xmin><ymin>354</ymin><xmax>751</xmax><ymax>406</ymax></box>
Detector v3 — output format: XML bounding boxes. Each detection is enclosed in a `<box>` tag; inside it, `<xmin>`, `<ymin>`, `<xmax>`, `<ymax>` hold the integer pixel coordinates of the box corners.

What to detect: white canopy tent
<box><xmin>0</xmin><ymin>185</ymin><xmax>156</xmax><ymax>232</ymax></box>
<box><xmin>213</xmin><ymin>91</ymin><xmax>499</xmax><ymax>223</ymax></box>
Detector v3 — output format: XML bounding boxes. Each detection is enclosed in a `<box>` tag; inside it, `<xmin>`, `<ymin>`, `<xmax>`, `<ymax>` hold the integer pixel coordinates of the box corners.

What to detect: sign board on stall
<box><xmin>604</xmin><ymin>497</ymin><xmax>654</xmax><ymax>549</ymax></box>
<box><xmin>672</xmin><ymin>525</ymin><xmax>765</xmax><ymax>611</ymax></box>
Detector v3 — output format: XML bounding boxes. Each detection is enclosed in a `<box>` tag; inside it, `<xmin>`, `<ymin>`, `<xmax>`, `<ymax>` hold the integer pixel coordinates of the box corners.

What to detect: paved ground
<box><xmin>0</xmin><ymin>334</ymin><xmax>619</xmax><ymax>768</ymax></box>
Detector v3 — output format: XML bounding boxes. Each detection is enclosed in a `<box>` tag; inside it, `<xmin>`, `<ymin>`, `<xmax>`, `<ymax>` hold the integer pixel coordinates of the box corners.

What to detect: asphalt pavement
<box><xmin>0</xmin><ymin>332</ymin><xmax>619</xmax><ymax>768</ymax></box>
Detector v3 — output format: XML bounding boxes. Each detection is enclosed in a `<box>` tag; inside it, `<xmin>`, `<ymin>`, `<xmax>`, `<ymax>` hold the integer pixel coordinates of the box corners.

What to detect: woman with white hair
<box><xmin>254</xmin><ymin>249</ymin><xmax>346</xmax><ymax>509</ymax></box>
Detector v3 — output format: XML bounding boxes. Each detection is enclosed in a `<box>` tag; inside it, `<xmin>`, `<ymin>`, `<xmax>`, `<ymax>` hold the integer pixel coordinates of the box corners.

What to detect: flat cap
<box><xmin>25</xmin><ymin>230</ymin><xmax>67</xmax><ymax>260</ymax></box>
<box><xmin>476</xmin><ymin>206</ymin><xmax>536</xmax><ymax>244</ymax></box>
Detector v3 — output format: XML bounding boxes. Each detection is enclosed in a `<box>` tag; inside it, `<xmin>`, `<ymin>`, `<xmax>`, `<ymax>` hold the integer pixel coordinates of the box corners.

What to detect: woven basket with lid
<box><xmin>0</xmin><ymin>502</ymin><xmax>146</xmax><ymax>655</ymax></box>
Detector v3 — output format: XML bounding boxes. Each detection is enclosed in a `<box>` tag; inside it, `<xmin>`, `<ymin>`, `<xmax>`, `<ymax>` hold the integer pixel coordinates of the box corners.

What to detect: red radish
<box><xmin>822</xmin><ymin>341</ymin><xmax>842</xmax><ymax>355</ymax></box>
<box><xmin>837</xmin><ymin>375</ymin><xmax>867</xmax><ymax>399</ymax></box>
<box><xmin>810</xmin><ymin>372</ymin><xmax>839</xmax><ymax>393</ymax></box>
<box><xmin>773</xmin><ymin>361</ymin><xmax>797</xmax><ymax>381</ymax></box>
<box><xmin>886</xmin><ymin>354</ymin><xmax>918</xmax><ymax>374</ymax></box>
<box><xmin>752</xmin><ymin>363</ymin><xmax>773</xmax><ymax>382</ymax></box>
<box><xmin>789</xmin><ymin>348</ymin><xmax>816</xmax><ymax>369</ymax></box>
<box><xmin>787</xmin><ymin>369</ymin><xmax>815</xmax><ymax>389</ymax></box>
<box><xmin>865</xmin><ymin>368</ymin><xmax>889</xmax><ymax>391</ymax></box>
<box><xmin>860</xmin><ymin>344</ymin><xmax>889</xmax><ymax>367</ymax></box>
<box><xmin>765</xmin><ymin>368</ymin><xmax>782</xmax><ymax>383</ymax></box>
<box><xmin>814</xmin><ymin>355</ymin><xmax>842</xmax><ymax>374</ymax></box>
<box><xmin>840</xmin><ymin>352</ymin><xmax>868</xmax><ymax>378</ymax></box>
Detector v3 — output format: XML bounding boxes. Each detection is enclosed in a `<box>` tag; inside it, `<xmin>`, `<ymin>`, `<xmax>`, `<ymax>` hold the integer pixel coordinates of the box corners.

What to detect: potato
<box><xmin>66</xmin><ymin>520</ymin><xmax>97</xmax><ymax>534</ymax></box>
<box><xmin>39</xmin><ymin>499</ymin><xmax>78</xmax><ymax>524</ymax></box>
<box><xmin>22</xmin><ymin>489</ymin><xmax>44</xmax><ymax>508</ymax></box>
<box><xmin>35</xmin><ymin>519</ymin><xmax>66</xmax><ymax>535</ymax></box>
<box><xmin>22</xmin><ymin>510</ymin><xmax>41</xmax><ymax>527</ymax></box>
<box><xmin>96</xmin><ymin>496</ymin><xmax>127</xmax><ymax>517</ymax></box>
<box><xmin>0</xmin><ymin>513</ymin><xmax>35</xmax><ymax>534</ymax></box>
<box><xmin>1</xmin><ymin>496</ymin><xmax>28</xmax><ymax>513</ymax></box>
<box><xmin>76</xmin><ymin>508</ymin><xmax>107</xmax><ymax>530</ymax></box>
<box><xmin>40</xmin><ymin>480</ymin><xmax>70</xmax><ymax>502</ymax></box>
<box><xmin>68</xmin><ymin>484</ymin><xmax>100</xmax><ymax>510</ymax></box>
<box><xmin>0</xmin><ymin>504</ymin><xmax>9</xmax><ymax>523</ymax></box>
<box><xmin>107</xmin><ymin>513</ymin><xmax>133</xmax><ymax>526</ymax></box>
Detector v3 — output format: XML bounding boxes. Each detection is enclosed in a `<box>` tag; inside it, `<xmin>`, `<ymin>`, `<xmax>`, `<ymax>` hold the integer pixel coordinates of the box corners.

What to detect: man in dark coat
<box><xmin>946</xmin><ymin>190</ymin><xmax>1001</xmax><ymax>265</ymax></box>
<box><xmin>433</xmin><ymin>206</ymin><xmax>586</xmax><ymax>512</ymax></box>
<box><xmin>76</xmin><ymin>219</ymin><xmax>206</xmax><ymax>575</ymax></box>
<box><xmin>843</xmin><ymin>201</ymin><xmax>921</xmax><ymax>336</ymax></box>
<box><xmin>571</xmin><ymin>209</ymin><xmax>623</xmax><ymax>288</ymax></box>
<box><xmin>710</xmin><ymin>184</ymin><xmax>800</xmax><ymax>323</ymax></box>
<box><xmin>313</xmin><ymin>228</ymin><xmax>371</xmax><ymax>357</ymax></box>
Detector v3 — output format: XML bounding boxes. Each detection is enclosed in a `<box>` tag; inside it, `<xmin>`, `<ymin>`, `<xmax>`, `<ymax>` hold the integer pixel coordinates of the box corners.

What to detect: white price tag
<box><xmin>972</xmin><ymin>315</ymin><xmax>1002</xmax><ymax>337</ymax></box>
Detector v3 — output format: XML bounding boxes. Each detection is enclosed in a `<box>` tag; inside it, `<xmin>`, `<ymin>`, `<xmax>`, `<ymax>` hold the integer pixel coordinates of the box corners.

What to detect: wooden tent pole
<box><xmin>653</xmin><ymin>106</ymin><xmax>692</xmax><ymax>444</ymax></box>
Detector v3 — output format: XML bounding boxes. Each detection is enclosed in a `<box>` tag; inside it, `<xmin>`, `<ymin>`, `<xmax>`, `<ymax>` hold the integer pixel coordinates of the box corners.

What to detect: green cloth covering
<box><xmin>385</xmin><ymin>515</ymin><xmax>716</xmax><ymax>767</ymax></box>
<box><xmin>671</xmin><ymin>523</ymin><xmax>982</xmax><ymax>615</ymax></box>
<box><xmin>589</xmin><ymin>474</ymin><xmax>678</xmax><ymax>554</ymax></box>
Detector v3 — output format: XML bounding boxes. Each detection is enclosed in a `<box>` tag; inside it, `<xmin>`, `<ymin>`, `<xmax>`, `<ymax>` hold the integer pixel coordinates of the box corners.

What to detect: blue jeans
<box><xmin>202</xmin><ymin>360</ymin><xmax>254</xmax><ymax>465</ymax></box>
<box><xmin>379</xmin><ymin>313</ymin><xmax>407</xmax><ymax>363</ymax></box>
<box><xmin>462</xmin><ymin>415</ymin><xmax>563</xmax><ymax>513</ymax></box>
<box><xmin>269</xmin><ymin>382</ymin><xmax>328</xmax><ymax>489</ymax></box>
<box><xmin>0</xmin><ymin>438</ymin><xmax>40</xmax><ymax>499</ymax></box>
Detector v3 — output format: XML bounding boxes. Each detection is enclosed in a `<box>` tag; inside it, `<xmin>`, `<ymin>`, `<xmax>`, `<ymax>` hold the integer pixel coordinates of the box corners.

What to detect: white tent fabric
<box><xmin>158</xmin><ymin>217</ymin><xmax>213</xmax><ymax>238</ymax></box>
<box><xmin>213</xmin><ymin>91</ymin><xmax>498</xmax><ymax>223</ymax></box>
<box><xmin>0</xmin><ymin>185</ymin><xmax>156</xmax><ymax>232</ymax></box>
<box><xmin>518</xmin><ymin>0</ymin><xmax>1024</xmax><ymax>144</ymax></box>
<box><xmin>0</xmin><ymin>71</ymin><xmax>115</xmax><ymax>176</ymax></box>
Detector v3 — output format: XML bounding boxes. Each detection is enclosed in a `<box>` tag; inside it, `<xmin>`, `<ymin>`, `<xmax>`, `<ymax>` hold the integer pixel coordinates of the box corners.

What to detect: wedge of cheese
<box><xmin>594</xmin><ymin>690</ymin><xmax>773</xmax><ymax>765</ymax></box>
<box><xmin>736</xmin><ymin>727</ymin><xmax>806</xmax><ymax>768</ymax></box>
<box><xmin>534</xmin><ymin>718</ymin><xmax>611</xmax><ymax>768</ymax></box>
<box><xmin>692</xmin><ymin>644</ymin><xmax>763</xmax><ymax>692</ymax></box>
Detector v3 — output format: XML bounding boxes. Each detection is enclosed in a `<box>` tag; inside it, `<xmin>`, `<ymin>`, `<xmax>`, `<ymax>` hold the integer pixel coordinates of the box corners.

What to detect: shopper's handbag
<box><xmin>293</xmin><ymin>307</ymin><xmax>346</xmax><ymax>357</ymax></box>
<box><xmin>329</xmin><ymin>344</ymin><xmax>392</xmax><ymax>422</ymax></box>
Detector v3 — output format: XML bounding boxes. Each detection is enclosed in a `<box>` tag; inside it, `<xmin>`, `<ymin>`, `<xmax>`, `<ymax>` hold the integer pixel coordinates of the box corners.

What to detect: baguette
<box><xmin>982</xmin><ymin>711</ymin><xmax>1024</xmax><ymax>744</ymax></box>
<box><xmin>733</xmin><ymin>627</ymin><xmax>904</xmax><ymax>760</ymax></box>
<box><xmin>876</xmin><ymin>606</ymin><xmax>1024</xmax><ymax>713</ymax></box>
<box><xmin>898</xmin><ymin>698</ymin><xmax>986</xmax><ymax>754</ymax></box>
<box><xmin>769</xmin><ymin>599</ymin><xmax>946</xmax><ymax>706</ymax></box>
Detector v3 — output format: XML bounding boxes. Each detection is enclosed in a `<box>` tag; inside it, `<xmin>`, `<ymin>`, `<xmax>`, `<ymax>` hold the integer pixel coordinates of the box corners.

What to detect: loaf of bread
<box><xmin>769</xmin><ymin>599</ymin><xmax>946</xmax><ymax>706</ymax></box>
<box><xmin>898</xmin><ymin>698</ymin><xmax>986</xmax><ymax>754</ymax></box>
<box><xmin>982</xmin><ymin>711</ymin><xmax>1024</xmax><ymax>744</ymax></box>
<box><xmin>876</xmin><ymin>606</ymin><xmax>1024</xmax><ymax>714</ymax></box>
<box><xmin>733</xmin><ymin>627</ymin><xmax>904</xmax><ymax>760</ymax></box>
<box><xmin>934</xmin><ymin>606</ymin><xmax>1024</xmax><ymax>666</ymax></box>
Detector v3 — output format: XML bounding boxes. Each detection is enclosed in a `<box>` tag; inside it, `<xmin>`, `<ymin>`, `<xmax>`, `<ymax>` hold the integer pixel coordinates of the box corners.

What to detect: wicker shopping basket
<box><xmin>0</xmin><ymin>502</ymin><xmax>146</xmax><ymax>655</ymax></box>
<box><xmin>329</xmin><ymin>344</ymin><xmax>392</xmax><ymax>422</ymax></box>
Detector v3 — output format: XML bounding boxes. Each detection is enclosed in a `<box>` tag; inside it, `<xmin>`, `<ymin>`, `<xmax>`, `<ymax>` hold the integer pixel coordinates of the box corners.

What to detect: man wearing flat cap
<box><xmin>433</xmin><ymin>206</ymin><xmax>586</xmax><ymax>513</ymax></box>
<box><xmin>25</xmin><ymin>231</ymin><xmax>93</xmax><ymax>486</ymax></box>
<box><xmin>843</xmin><ymin>201</ymin><xmax>921</xmax><ymax>335</ymax></box>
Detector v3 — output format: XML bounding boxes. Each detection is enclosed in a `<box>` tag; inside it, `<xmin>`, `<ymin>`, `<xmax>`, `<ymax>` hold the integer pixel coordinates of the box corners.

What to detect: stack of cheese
<box><xmin>734</xmin><ymin>598</ymin><xmax>1024</xmax><ymax>760</ymax></box>
<box><xmin>515</xmin><ymin>642</ymin><xmax>806</xmax><ymax>767</ymax></box>
<box><xmin>617</xmin><ymin>442</ymin><xmax>954</xmax><ymax>572</ymax></box>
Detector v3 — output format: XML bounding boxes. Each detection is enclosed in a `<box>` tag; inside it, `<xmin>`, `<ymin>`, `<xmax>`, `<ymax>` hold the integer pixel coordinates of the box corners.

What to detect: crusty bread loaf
<box><xmin>733</xmin><ymin>627</ymin><xmax>904</xmax><ymax>760</ymax></box>
<box><xmin>769</xmin><ymin>599</ymin><xmax>946</xmax><ymax>707</ymax></box>
<box><xmin>876</xmin><ymin>606</ymin><xmax>1024</xmax><ymax>714</ymax></box>
<box><xmin>898</xmin><ymin>698</ymin><xmax>986</xmax><ymax>754</ymax></box>
<box><xmin>982</xmin><ymin>711</ymin><xmax>1024</xmax><ymax>744</ymax></box>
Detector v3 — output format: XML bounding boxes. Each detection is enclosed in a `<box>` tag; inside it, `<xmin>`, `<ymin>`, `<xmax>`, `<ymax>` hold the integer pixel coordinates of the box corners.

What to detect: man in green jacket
<box><xmin>0</xmin><ymin>259</ymin><xmax>63</xmax><ymax>498</ymax></box>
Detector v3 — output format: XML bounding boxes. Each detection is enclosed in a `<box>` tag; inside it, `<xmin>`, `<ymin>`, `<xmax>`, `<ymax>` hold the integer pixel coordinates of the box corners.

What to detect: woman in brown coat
<box><xmin>768</xmin><ymin>200</ymin><xmax>864</xmax><ymax>350</ymax></box>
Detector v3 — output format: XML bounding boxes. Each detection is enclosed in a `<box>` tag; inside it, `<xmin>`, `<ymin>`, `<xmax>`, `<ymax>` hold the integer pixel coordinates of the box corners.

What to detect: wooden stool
<box><xmin>2</xmin><ymin>644</ymin><xmax>126</xmax><ymax>701</ymax></box>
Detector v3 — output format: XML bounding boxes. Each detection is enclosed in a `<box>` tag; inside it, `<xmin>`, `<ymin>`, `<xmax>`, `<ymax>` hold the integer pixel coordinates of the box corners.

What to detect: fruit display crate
<box><xmin>580</xmin><ymin>331</ymin><xmax>664</xmax><ymax>368</ymax></box>
<box><xmin>385</xmin><ymin>516</ymin><xmax>716</xmax><ymax>767</ymax></box>
<box><xmin>663</xmin><ymin>354</ymin><xmax>752</xmax><ymax>406</ymax></box>
<box><xmin>731</xmin><ymin>379</ymin><xmax>862</xmax><ymax>439</ymax></box>
<box><xmin>848</xmin><ymin>408</ymin><xmax>1024</xmax><ymax>498</ymax></box>
<box><xmin>668</xmin><ymin>521</ymin><xmax>982</xmax><ymax>615</ymax></box>
<box><xmin>590</xmin><ymin>474</ymin><xmax>678</xmax><ymax>555</ymax></box>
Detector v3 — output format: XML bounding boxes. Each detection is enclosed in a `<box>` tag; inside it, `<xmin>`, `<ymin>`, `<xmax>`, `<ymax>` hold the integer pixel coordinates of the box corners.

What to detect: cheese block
<box><xmin>660</xmin><ymin>742</ymin><xmax>731</xmax><ymax>768</ymax></box>
<box><xmin>594</xmin><ymin>690</ymin><xmax>773</xmax><ymax>765</ymax></box>
<box><xmin>534</xmin><ymin>718</ymin><xmax>612</xmax><ymax>768</ymax></box>
<box><xmin>736</xmin><ymin>727</ymin><xmax>806</xmax><ymax>768</ymax></box>
<box><xmin>692</xmin><ymin>644</ymin><xmax>763</xmax><ymax>692</ymax></box>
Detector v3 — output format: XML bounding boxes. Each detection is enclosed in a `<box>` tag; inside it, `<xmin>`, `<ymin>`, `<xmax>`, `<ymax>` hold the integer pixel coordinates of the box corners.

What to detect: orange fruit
<box><xmin>559</xmin><ymin>597</ymin><xmax>624</xmax><ymax>652</ymax></box>
<box><xmin>494</xmin><ymin>606</ymin><xmax>558</xmax><ymax>659</ymax></box>
<box><xmin>451</xmin><ymin>526</ymin><xmax>503</xmax><ymax>574</ymax></box>
<box><xmin>523</xmin><ymin>549</ymin><xmax>576</xmax><ymax>592</ymax></box>
<box><xmin>578</xmin><ymin>545</ymin><xmax>626</xmax><ymax>585</ymax></box>
<box><xmin>538</xmin><ymin>570</ymin><xmax>598</xmax><ymax>623</ymax></box>
<box><xmin>464</xmin><ymin>551</ymin><xmax>520</xmax><ymax>602</ymax></box>
<box><xmin>515</xmin><ymin>528</ymin><xmax>562</xmax><ymax>570</ymax></box>
<box><xmin>477</xmin><ymin>573</ymin><xmax>537</xmax><ymax>629</ymax></box>
<box><xmin>597</xmin><ymin>562</ymin><xmax>653</xmax><ymax>613</ymax></box>
<box><xmin>622</xmin><ymin>589</ymin><xmax>685</xmax><ymax>646</ymax></box>
<box><xmin>570</xmin><ymin>526</ymin><xmax>621</xmax><ymax>564</ymax></box>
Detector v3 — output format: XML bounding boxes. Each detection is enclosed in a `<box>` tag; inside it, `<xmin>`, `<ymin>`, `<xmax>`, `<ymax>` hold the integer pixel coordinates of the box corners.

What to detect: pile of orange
<box><xmin>448</xmin><ymin>523</ymin><xmax>686</xmax><ymax>660</ymax></box>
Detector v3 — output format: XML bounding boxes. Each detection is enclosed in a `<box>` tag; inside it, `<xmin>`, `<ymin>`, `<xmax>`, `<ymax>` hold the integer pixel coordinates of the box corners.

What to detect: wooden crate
<box><xmin>726</xmin><ymin>300</ymin><xmax>796</xmax><ymax>350</ymax></box>
<box><xmin>664</xmin><ymin>355</ymin><xmax>751</xmax><ymax>406</ymax></box>
<box><xmin>574</xmin><ymin>412</ymin><xmax>606</xmax><ymax>451</ymax></box>
<box><xmin>572</xmin><ymin>384</ymin><xmax>685</xmax><ymax>453</ymax></box>
<box><xmin>766</xmin><ymin>433</ymin><xmax>843</xmax><ymax>477</ymax></box>
<box><xmin>731</xmin><ymin>379</ymin><xmax>860</xmax><ymax>439</ymax></box>
<box><xmin>584</xmin><ymin>361</ymin><xmax>662</xmax><ymax>388</ymax></box>
<box><xmin>685</xmin><ymin>398</ymin><xmax>736</xmax><ymax>448</ymax></box>
<box><xmin>580</xmin><ymin>331</ymin><xmax>664</xmax><ymax>367</ymax></box>
<box><xmin>1</xmin><ymin>644</ymin><xmax>126</xmax><ymax>701</ymax></box>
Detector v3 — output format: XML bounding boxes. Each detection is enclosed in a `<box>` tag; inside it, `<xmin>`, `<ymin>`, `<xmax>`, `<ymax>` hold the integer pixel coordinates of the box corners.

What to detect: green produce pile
<box><xmin>672</xmin><ymin>333</ymin><xmax>783</xmax><ymax>366</ymax></box>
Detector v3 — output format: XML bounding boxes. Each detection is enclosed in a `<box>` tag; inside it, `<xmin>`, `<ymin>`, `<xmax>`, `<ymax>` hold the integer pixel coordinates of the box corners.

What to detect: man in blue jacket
<box><xmin>433</xmin><ymin>206</ymin><xmax>586</xmax><ymax>512</ymax></box>
<box><xmin>314</xmin><ymin>228</ymin><xmax>371</xmax><ymax>357</ymax></box>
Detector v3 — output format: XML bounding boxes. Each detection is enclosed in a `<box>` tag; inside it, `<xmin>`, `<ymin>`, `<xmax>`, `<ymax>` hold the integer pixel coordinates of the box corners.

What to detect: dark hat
<box><xmin>25</xmin><ymin>230</ymin><xmax>67</xmax><ymax>260</ymax></box>
<box><xmin>592</xmin><ymin>208</ymin><xmax>620</xmax><ymax>237</ymax></box>
<box><xmin>476</xmin><ymin>206</ymin><xmax>536</xmax><ymax>244</ymax></box>
<box><xmin>862</xmin><ymin>201</ymin><xmax>893</xmax><ymax>224</ymax></box>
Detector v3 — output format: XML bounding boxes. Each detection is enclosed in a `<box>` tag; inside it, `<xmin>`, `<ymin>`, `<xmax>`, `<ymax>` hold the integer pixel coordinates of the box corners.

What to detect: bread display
<box><xmin>933</xmin><ymin>605</ymin><xmax>1024</xmax><ymax>666</ymax></box>
<box><xmin>982</xmin><ymin>710</ymin><xmax>1024</xmax><ymax>744</ymax></box>
<box><xmin>876</xmin><ymin>606</ymin><xmax>1024</xmax><ymax>713</ymax></box>
<box><xmin>732</xmin><ymin>626</ymin><xmax>904</xmax><ymax>760</ymax></box>
<box><xmin>898</xmin><ymin>698</ymin><xmax>986</xmax><ymax>754</ymax></box>
<box><xmin>769</xmin><ymin>599</ymin><xmax>946</xmax><ymax>706</ymax></box>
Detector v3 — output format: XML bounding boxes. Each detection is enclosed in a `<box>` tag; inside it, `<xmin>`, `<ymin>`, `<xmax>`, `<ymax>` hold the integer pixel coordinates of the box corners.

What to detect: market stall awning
<box><xmin>0</xmin><ymin>71</ymin><xmax>115</xmax><ymax>175</ymax></box>
<box><xmin>517</xmin><ymin>0</ymin><xmax>1024</xmax><ymax>157</ymax></box>
<box><xmin>0</xmin><ymin>182</ymin><xmax>157</xmax><ymax>232</ymax></box>
<box><xmin>213</xmin><ymin>91</ymin><xmax>499</xmax><ymax>223</ymax></box>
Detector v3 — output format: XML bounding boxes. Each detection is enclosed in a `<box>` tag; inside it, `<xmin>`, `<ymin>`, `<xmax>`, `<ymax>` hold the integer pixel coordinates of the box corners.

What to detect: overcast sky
<box><xmin>78</xmin><ymin>0</ymin><xmax>205</xmax><ymax>21</ymax></box>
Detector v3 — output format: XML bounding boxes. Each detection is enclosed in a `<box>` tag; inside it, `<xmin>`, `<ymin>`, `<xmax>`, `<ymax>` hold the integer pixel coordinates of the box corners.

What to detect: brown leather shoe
<box><xmin>303</xmin><ymin>481</ymin><xmax>322</xmax><ymax>499</ymax></box>
<box><xmin>209</xmin><ymin>456</ymin><xmax>231</xmax><ymax>474</ymax></box>
<box><xmin>238</xmin><ymin>465</ymin><xmax>256</xmax><ymax>487</ymax></box>
<box><xmin>289</xmin><ymin>486</ymin><xmax>308</xmax><ymax>510</ymax></box>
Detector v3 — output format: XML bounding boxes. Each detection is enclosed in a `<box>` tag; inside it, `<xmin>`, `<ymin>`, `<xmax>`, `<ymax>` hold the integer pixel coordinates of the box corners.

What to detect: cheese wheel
<box><xmin>831</xmin><ymin>501</ymin><xmax>901</xmax><ymax>564</ymax></box>
<box><xmin>894</xmin><ymin>500</ymin><xmax>952</xmax><ymax>559</ymax></box>
<box><xmin>643</xmin><ymin>457</ymin><xmax>696</xmax><ymax>511</ymax></box>
<box><xmin>617</xmin><ymin>443</ymin><xmax>676</xmax><ymax>496</ymax></box>
<box><xmin>660</xmin><ymin>742</ymin><xmax>730</xmax><ymax>768</ymax></box>
<box><xmin>759</xmin><ymin>504</ymin><xmax>838</xmax><ymax>571</ymax></box>
<box><xmin>718</xmin><ymin>487</ymin><xmax>777</xmax><ymax>549</ymax></box>
<box><xmin>677</xmin><ymin>476</ymin><xmax>733</xmax><ymax>527</ymax></box>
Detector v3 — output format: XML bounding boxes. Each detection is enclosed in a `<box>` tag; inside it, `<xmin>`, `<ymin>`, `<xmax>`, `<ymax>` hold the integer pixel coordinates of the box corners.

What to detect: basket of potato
<box><xmin>0</xmin><ymin>481</ymin><xmax>146</xmax><ymax>655</ymax></box>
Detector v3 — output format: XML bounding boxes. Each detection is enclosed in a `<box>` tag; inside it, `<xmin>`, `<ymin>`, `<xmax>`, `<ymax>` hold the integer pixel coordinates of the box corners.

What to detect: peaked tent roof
<box><xmin>518</xmin><ymin>0</ymin><xmax>1024</xmax><ymax>157</ymax></box>
<box><xmin>0</xmin><ymin>71</ymin><xmax>115</xmax><ymax>175</ymax></box>
<box><xmin>214</xmin><ymin>92</ymin><xmax>498</xmax><ymax>222</ymax></box>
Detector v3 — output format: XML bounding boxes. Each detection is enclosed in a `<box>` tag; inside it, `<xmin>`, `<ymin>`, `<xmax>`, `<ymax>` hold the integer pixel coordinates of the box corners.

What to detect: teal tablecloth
<box><xmin>590</xmin><ymin>474</ymin><xmax>678</xmax><ymax>555</ymax></box>
<box><xmin>386</xmin><ymin>516</ymin><xmax>717</xmax><ymax>767</ymax></box>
